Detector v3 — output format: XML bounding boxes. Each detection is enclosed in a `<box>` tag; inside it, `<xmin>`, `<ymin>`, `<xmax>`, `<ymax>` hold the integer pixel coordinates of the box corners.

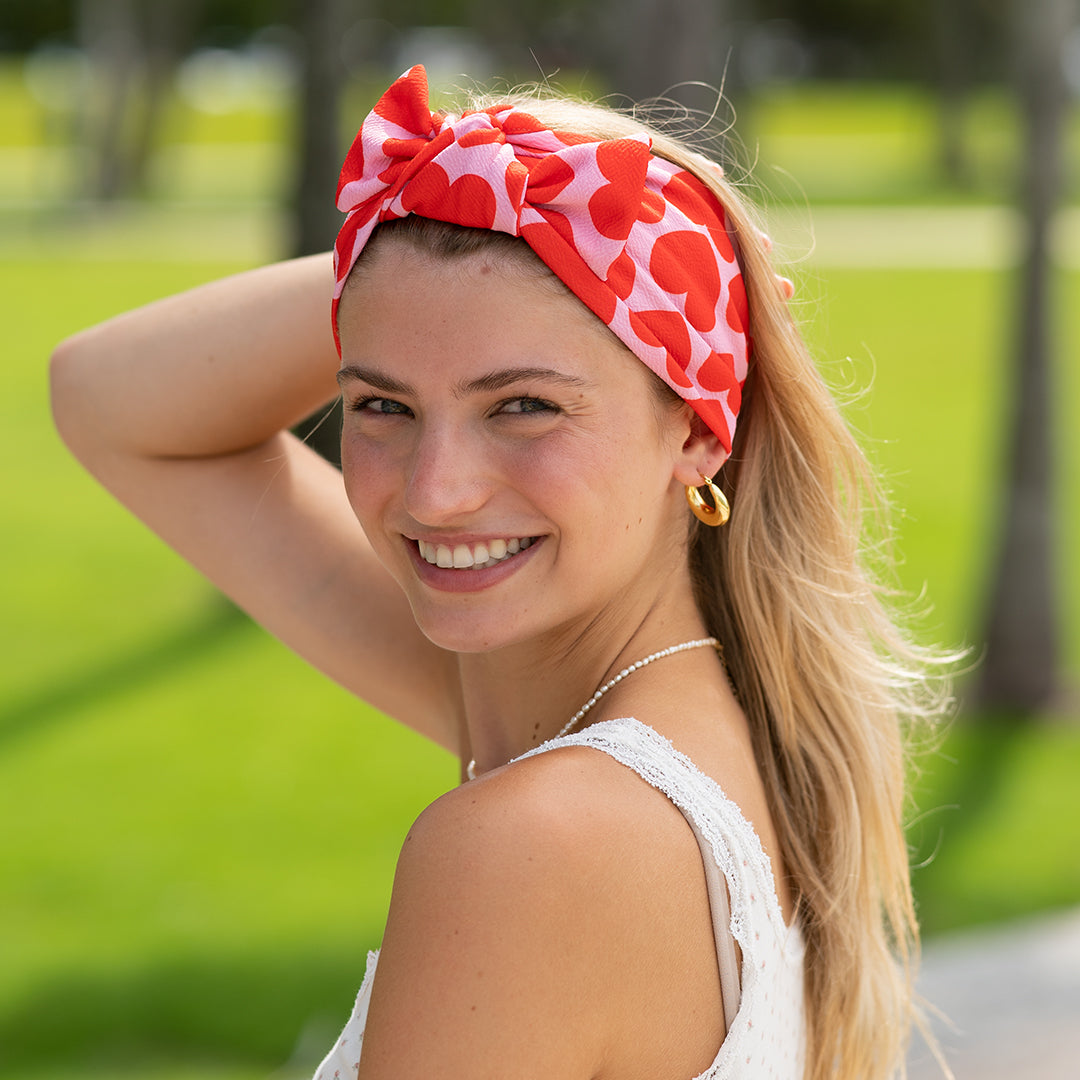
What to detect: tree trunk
<box><xmin>128</xmin><ymin>0</ymin><xmax>200</xmax><ymax>197</ymax></box>
<box><xmin>597</xmin><ymin>0</ymin><xmax>727</xmax><ymax>107</ymax></box>
<box><xmin>933</xmin><ymin>0</ymin><xmax>970</xmax><ymax>186</ymax></box>
<box><xmin>76</xmin><ymin>0</ymin><xmax>194</xmax><ymax>201</ymax></box>
<box><xmin>289</xmin><ymin>0</ymin><xmax>357</xmax><ymax>467</ymax></box>
<box><xmin>975</xmin><ymin>0</ymin><xmax>1070</xmax><ymax>712</ymax></box>
<box><xmin>77</xmin><ymin>0</ymin><xmax>139</xmax><ymax>200</ymax></box>
<box><xmin>289</xmin><ymin>0</ymin><xmax>353</xmax><ymax>258</ymax></box>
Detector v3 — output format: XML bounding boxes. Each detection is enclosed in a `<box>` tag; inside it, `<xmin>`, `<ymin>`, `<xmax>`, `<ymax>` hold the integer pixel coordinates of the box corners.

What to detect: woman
<box><xmin>51</xmin><ymin>66</ymin><xmax>947</xmax><ymax>1079</ymax></box>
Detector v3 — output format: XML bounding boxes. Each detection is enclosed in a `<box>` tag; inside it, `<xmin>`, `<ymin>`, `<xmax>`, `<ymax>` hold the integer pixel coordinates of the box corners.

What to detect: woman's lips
<box><xmin>406</xmin><ymin>534</ymin><xmax>543</xmax><ymax>592</ymax></box>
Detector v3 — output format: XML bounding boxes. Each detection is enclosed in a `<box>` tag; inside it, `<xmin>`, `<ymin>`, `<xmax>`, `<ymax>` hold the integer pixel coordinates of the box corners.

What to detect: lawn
<box><xmin>3</xmin><ymin>65</ymin><xmax>1079</xmax><ymax>1079</ymax></box>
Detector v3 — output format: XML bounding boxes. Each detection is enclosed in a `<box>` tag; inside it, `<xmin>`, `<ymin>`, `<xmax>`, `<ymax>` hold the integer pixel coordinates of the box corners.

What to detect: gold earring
<box><xmin>685</xmin><ymin>472</ymin><xmax>730</xmax><ymax>526</ymax></box>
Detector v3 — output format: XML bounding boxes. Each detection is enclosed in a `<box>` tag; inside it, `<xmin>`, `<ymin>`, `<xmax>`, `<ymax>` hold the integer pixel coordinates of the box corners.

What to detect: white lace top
<box><xmin>312</xmin><ymin>717</ymin><xmax>806</xmax><ymax>1079</ymax></box>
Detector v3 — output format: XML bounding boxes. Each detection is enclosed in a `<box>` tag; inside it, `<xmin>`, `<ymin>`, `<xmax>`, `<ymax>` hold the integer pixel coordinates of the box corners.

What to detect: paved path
<box><xmin>906</xmin><ymin>906</ymin><xmax>1080</xmax><ymax>1078</ymax></box>
<box><xmin>765</xmin><ymin>205</ymin><xmax>1080</xmax><ymax>270</ymax></box>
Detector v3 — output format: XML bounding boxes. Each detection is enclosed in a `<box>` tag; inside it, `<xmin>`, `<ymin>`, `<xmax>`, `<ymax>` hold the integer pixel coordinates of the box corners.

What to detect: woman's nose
<box><xmin>403</xmin><ymin>425</ymin><xmax>493</xmax><ymax>525</ymax></box>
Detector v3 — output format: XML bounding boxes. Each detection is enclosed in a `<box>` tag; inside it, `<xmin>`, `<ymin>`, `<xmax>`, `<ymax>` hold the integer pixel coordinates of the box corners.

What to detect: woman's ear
<box><xmin>672</xmin><ymin>411</ymin><xmax>727</xmax><ymax>487</ymax></box>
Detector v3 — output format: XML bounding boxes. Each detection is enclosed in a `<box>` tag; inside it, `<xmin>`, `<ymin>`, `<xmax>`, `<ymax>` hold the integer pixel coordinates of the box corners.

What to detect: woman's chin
<box><xmin>412</xmin><ymin>617</ymin><xmax>521</xmax><ymax>656</ymax></box>
<box><xmin>405</xmin><ymin>591</ymin><xmax>554</xmax><ymax>656</ymax></box>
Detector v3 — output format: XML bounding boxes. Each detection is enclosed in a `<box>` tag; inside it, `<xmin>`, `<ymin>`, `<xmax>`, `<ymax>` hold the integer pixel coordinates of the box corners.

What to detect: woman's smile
<box><xmin>415</xmin><ymin>535</ymin><xmax>536</xmax><ymax>570</ymax></box>
<box><xmin>406</xmin><ymin>534</ymin><xmax>544</xmax><ymax>593</ymax></box>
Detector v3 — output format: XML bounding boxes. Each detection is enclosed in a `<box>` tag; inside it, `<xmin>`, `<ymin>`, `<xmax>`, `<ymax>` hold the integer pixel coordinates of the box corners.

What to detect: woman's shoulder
<box><xmin>358</xmin><ymin>744</ymin><xmax>725</xmax><ymax>1078</ymax></box>
<box><xmin>393</xmin><ymin>742</ymin><xmax>713</xmax><ymax>990</ymax></box>
<box><xmin>427</xmin><ymin>733</ymin><xmax>703</xmax><ymax>864</ymax></box>
<box><xmin>403</xmin><ymin>739</ymin><xmax>694</xmax><ymax>903</ymax></box>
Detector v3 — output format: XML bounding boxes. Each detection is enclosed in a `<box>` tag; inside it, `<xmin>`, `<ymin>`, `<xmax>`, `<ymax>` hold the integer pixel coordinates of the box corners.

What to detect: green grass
<box><xmin>741</xmin><ymin>82</ymin><xmax>1080</xmax><ymax>206</ymax></box>
<box><xmin>800</xmin><ymin>264</ymin><xmax>1079</xmax><ymax>669</ymax></box>
<box><xmin>2</xmin><ymin>612</ymin><xmax>453</xmax><ymax>1075</ymax></box>
<box><xmin>910</xmin><ymin>721</ymin><xmax>1080</xmax><ymax>934</ymax></box>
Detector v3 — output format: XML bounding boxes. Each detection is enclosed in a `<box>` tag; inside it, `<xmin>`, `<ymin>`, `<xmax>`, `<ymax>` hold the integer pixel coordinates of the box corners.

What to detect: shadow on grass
<box><xmin>0</xmin><ymin>598</ymin><xmax>250</xmax><ymax>754</ymax></box>
<box><xmin>0</xmin><ymin>946</ymin><xmax>374</xmax><ymax>1073</ymax></box>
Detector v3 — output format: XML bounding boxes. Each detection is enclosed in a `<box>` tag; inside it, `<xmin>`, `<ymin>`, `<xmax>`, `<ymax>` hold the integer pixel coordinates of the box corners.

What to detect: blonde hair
<box><xmin>360</xmin><ymin>84</ymin><xmax>953</xmax><ymax>1080</ymax></box>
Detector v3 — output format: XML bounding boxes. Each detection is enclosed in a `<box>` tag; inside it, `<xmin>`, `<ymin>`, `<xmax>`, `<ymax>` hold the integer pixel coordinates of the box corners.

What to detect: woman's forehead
<box><xmin>337</xmin><ymin>253</ymin><xmax>656</xmax><ymax>400</ymax></box>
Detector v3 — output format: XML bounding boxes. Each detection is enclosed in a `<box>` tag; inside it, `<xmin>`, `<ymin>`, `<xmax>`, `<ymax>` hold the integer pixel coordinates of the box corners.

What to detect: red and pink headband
<box><xmin>333</xmin><ymin>65</ymin><xmax>749</xmax><ymax>456</ymax></box>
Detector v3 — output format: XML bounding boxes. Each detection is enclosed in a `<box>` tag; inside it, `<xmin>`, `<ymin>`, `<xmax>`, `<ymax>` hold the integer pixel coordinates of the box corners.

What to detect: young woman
<box><xmin>51</xmin><ymin>65</ymin><xmax>948</xmax><ymax>1080</ymax></box>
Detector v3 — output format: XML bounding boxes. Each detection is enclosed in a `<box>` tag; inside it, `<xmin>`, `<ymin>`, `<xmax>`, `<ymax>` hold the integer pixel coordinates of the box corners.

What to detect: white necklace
<box><xmin>465</xmin><ymin>637</ymin><xmax>720</xmax><ymax>781</ymax></box>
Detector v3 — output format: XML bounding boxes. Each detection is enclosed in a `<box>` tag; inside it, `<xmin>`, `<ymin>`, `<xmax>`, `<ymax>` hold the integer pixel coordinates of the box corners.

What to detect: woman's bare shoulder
<box><xmin>387</xmin><ymin>746</ymin><xmax>666</xmax><ymax>949</ymax></box>
<box><xmin>356</xmin><ymin>746</ymin><xmax>724</xmax><ymax>1080</ymax></box>
<box><xmin>403</xmin><ymin>743</ymin><xmax>698</xmax><ymax>886</ymax></box>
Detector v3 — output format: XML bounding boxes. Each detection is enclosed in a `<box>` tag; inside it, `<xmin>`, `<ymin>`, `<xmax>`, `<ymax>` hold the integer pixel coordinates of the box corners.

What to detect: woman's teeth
<box><xmin>417</xmin><ymin>536</ymin><xmax>533</xmax><ymax>570</ymax></box>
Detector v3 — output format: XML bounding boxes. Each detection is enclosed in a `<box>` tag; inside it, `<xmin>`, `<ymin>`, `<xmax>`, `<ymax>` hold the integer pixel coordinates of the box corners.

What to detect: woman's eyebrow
<box><xmin>336</xmin><ymin>365</ymin><xmax>413</xmax><ymax>394</ymax></box>
<box><xmin>337</xmin><ymin>364</ymin><xmax>593</xmax><ymax>397</ymax></box>
<box><xmin>456</xmin><ymin>367</ymin><xmax>593</xmax><ymax>395</ymax></box>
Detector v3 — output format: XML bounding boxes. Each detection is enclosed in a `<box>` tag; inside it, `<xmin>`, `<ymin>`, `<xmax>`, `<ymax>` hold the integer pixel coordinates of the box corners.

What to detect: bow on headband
<box><xmin>333</xmin><ymin>64</ymin><xmax>749</xmax><ymax>456</ymax></box>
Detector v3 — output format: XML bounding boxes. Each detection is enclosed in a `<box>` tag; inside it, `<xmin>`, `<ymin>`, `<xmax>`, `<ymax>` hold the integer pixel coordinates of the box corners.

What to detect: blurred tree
<box><xmin>76</xmin><ymin>0</ymin><xmax>199</xmax><ymax>200</ymax></box>
<box><xmin>288</xmin><ymin>0</ymin><xmax>358</xmax><ymax>467</ymax></box>
<box><xmin>933</xmin><ymin>0</ymin><xmax>970</xmax><ymax>186</ymax></box>
<box><xmin>929</xmin><ymin>0</ymin><xmax>1016</xmax><ymax>188</ymax></box>
<box><xmin>460</xmin><ymin>0</ymin><xmax>592</xmax><ymax>78</ymax></box>
<box><xmin>289</xmin><ymin>0</ymin><xmax>354</xmax><ymax>257</ymax></box>
<box><xmin>594</xmin><ymin>0</ymin><xmax>729</xmax><ymax>106</ymax></box>
<box><xmin>77</xmin><ymin>0</ymin><xmax>140</xmax><ymax>200</ymax></box>
<box><xmin>975</xmin><ymin>0</ymin><xmax>1071</xmax><ymax>712</ymax></box>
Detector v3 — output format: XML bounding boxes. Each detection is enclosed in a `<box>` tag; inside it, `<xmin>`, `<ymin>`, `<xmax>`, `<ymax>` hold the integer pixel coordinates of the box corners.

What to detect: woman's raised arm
<box><xmin>49</xmin><ymin>254</ymin><xmax>464</xmax><ymax>753</ymax></box>
<box><xmin>51</xmin><ymin>254</ymin><xmax>340</xmax><ymax>459</ymax></box>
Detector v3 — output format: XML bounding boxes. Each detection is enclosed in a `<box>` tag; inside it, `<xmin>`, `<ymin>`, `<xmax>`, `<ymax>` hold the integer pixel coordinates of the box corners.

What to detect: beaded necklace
<box><xmin>465</xmin><ymin>637</ymin><xmax>721</xmax><ymax>781</ymax></box>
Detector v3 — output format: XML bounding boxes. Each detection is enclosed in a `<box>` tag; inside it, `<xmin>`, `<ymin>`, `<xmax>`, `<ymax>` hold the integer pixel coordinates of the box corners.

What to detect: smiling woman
<box><xmin>49</xmin><ymin>64</ymin><xmax>952</xmax><ymax>1080</ymax></box>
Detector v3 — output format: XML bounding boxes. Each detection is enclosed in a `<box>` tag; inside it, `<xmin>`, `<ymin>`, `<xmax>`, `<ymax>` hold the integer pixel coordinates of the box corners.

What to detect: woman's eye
<box><xmin>351</xmin><ymin>396</ymin><xmax>411</xmax><ymax>416</ymax></box>
<box><xmin>499</xmin><ymin>397</ymin><xmax>558</xmax><ymax>415</ymax></box>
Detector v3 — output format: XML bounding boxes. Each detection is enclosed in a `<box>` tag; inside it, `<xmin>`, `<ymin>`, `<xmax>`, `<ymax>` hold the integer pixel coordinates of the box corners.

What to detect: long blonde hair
<box><xmin>361</xmin><ymin>83</ymin><xmax>952</xmax><ymax>1080</ymax></box>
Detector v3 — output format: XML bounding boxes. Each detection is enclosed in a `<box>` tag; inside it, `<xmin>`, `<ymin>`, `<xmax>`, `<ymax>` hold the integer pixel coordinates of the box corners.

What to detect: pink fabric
<box><xmin>332</xmin><ymin>65</ymin><xmax>749</xmax><ymax>456</ymax></box>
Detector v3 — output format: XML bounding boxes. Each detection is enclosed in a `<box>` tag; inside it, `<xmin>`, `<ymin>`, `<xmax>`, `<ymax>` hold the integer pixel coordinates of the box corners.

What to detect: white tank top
<box><xmin>312</xmin><ymin>717</ymin><xmax>806</xmax><ymax>1079</ymax></box>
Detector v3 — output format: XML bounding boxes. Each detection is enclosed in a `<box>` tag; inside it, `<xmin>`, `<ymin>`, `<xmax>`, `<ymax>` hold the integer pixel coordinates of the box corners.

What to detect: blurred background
<box><xmin>1</xmin><ymin>1</ymin><xmax>1078</xmax><ymax>1078</ymax></box>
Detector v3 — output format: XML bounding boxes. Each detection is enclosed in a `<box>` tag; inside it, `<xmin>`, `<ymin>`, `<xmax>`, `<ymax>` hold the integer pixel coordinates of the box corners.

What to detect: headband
<box><xmin>332</xmin><ymin>65</ymin><xmax>749</xmax><ymax>456</ymax></box>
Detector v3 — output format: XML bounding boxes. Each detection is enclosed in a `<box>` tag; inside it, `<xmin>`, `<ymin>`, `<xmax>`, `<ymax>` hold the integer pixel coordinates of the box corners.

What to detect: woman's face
<box><xmin>336</xmin><ymin>240</ymin><xmax>699</xmax><ymax>655</ymax></box>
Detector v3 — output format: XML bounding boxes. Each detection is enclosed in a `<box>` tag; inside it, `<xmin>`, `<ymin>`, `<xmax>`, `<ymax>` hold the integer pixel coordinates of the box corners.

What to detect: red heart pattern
<box><xmin>333</xmin><ymin>65</ymin><xmax>750</xmax><ymax>457</ymax></box>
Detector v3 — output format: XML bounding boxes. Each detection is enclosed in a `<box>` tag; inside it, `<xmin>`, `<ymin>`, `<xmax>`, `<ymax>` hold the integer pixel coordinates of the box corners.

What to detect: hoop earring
<box><xmin>686</xmin><ymin>473</ymin><xmax>730</xmax><ymax>527</ymax></box>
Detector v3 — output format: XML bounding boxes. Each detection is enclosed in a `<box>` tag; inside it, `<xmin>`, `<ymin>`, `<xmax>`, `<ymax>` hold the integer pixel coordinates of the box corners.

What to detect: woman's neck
<box><xmin>457</xmin><ymin>590</ymin><xmax>711</xmax><ymax>776</ymax></box>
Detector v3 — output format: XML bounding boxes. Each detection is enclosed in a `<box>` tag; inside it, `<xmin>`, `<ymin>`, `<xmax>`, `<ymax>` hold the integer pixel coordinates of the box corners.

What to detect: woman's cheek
<box><xmin>341</xmin><ymin>436</ymin><xmax>397</xmax><ymax>516</ymax></box>
<box><xmin>496</xmin><ymin>422</ymin><xmax>608</xmax><ymax>479</ymax></box>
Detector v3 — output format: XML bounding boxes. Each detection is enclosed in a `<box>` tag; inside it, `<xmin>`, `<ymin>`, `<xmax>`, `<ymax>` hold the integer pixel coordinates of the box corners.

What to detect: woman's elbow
<box><xmin>49</xmin><ymin>334</ymin><xmax>86</xmax><ymax>450</ymax></box>
<box><xmin>49</xmin><ymin>329</ymin><xmax>112</xmax><ymax>464</ymax></box>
